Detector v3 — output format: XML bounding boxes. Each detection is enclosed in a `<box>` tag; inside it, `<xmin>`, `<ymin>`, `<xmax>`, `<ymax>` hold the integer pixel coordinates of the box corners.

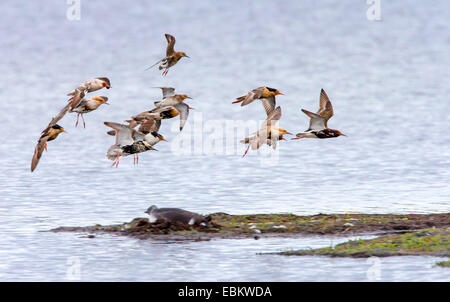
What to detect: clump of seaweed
<box><xmin>277</xmin><ymin>228</ymin><xmax>450</xmax><ymax>258</ymax></box>
<box><xmin>49</xmin><ymin>213</ymin><xmax>450</xmax><ymax>240</ymax></box>
<box><xmin>436</xmin><ymin>259</ymin><xmax>450</xmax><ymax>267</ymax></box>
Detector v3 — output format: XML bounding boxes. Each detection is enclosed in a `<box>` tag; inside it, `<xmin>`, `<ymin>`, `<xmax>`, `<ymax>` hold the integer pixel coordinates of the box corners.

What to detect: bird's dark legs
<box><xmin>242</xmin><ymin>145</ymin><xmax>250</xmax><ymax>158</ymax></box>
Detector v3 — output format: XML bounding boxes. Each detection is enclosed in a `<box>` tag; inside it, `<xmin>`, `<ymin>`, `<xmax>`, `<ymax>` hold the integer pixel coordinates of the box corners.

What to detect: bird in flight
<box><xmin>293</xmin><ymin>89</ymin><xmax>345</xmax><ymax>140</ymax></box>
<box><xmin>146</xmin><ymin>34</ymin><xmax>189</xmax><ymax>76</ymax></box>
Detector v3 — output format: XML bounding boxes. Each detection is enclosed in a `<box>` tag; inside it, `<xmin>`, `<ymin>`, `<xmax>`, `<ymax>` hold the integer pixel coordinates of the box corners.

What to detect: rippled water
<box><xmin>0</xmin><ymin>0</ymin><xmax>449</xmax><ymax>281</ymax></box>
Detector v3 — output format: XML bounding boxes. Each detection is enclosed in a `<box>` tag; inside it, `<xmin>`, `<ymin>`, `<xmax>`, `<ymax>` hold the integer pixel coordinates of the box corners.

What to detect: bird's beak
<box><xmin>341</xmin><ymin>133</ymin><xmax>347</xmax><ymax>137</ymax></box>
<box><xmin>188</xmin><ymin>106</ymin><xmax>195</xmax><ymax>110</ymax></box>
<box><xmin>278</xmin><ymin>92</ymin><xmax>285</xmax><ymax>95</ymax></box>
<box><xmin>161</xmin><ymin>137</ymin><xmax>167</xmax><ymax>142</ymax></box>
<box><xmin>184</xmin><ymin>55</ymin><xmax>190</xmax><ymax>58</ymax></box>
<box><xmin>62</xmin><ymin>129</ymin><xmax>67</xmax><ymax>133</ymax></box>
<box><xmin>285</xmin><ymin>131</ymin><xmax>292</xmax><ymax>135</ymax></box>
<box><xmin>186</xmin><ymin>96</ymin><xmax>192</xmax><ymax>99</ymax></box>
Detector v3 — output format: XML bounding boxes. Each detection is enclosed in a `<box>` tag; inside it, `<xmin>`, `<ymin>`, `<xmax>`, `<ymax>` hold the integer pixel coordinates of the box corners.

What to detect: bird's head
<box><xmin>330</xmin><ymin>129</ymin><xmax>346</xmax><ymax>137</ymax></box>
<box><xmin>92</xmin><ymin>96</ymin><xmax>109</xmax><ymax>105</ymax></box>
<box><xmin>266</xmin><ymin>87</ymin><xmax>284</xmax><ymax>96</ymax></box>
<box><xmin>97</xmin><ymin>77</ymin><xmax>111</xmax><ymax>89</ymax></box>
<box><xmin>179</xmin><ymin>52</ymin><xmax>190</xmax><ymax>58</ymax></box>
<box><xmin>176</xmin><ymin>94</ymin><xmax>192</xmax><ymax>101</ymax></box>
<box><xmin>52</xmin><ymin>124</ymin><xmax>67</xmax><ymax>134</ymax></box>
<box><xmin>144</xmin><ymin>205</ymin><xmax>158</xmax><ymax>214</ymax></box>
<box><xmin>278</xmin><ymin>128</ymin><xmax>292</xmax><ymax>135</ymax></box>
<box><xmin>151</xmin><ymin>131</ymin><xmax>167</xmax><ymax>142</ymax></box>
<box><xmin>272</xmin><ymin>127</ymin><xmax>292</xmax><ymax>140</ymax></box>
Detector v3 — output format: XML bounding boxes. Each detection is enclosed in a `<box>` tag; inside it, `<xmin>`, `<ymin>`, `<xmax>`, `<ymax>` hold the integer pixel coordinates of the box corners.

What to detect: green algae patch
<box><xmin>277</xmin><ymin>228</ymin><xmax>450</xmax><ymax>258</ymax></box>
<box><xmin>436</xmin><ymin>259</ymin><xmax>450</xmax><ymax>267</ymax></box>
<box><xmin>49</xmin><ymin>213</ymin><xmax>449</xmax><ymax>240</ymax></box>
<box><xmin>208</xmin><ymin>213</ymin><xmax>449</xmax><ymax>235</ymax></box>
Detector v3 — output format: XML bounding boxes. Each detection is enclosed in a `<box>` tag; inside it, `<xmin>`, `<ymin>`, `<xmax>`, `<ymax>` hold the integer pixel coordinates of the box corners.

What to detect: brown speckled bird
<box><xmin>293</xmin><ymin>89</ymin><xmax>345</xmax><ymax>140</ymax></box>
<box><xmin>106</xmin><ymin>116</ymin><xmax>161</xmax><ymax>137</ymax></box>
<box><xmin>30</xmin><ymin>100</ymin><xmax>73</xmax><ymax>172</ymax></box>
<box><xmin>233</xmin><ymin>86</ymin><xmax>284</xmax><ymax>115</ymax></box>
<box><xmin>70</xmin><ymin>96</ymin><xmax>109</xmax><ymax>128</ymax></box>
<box><xmin>67</xmin><ymin>77</ymin><xmax>111</xmax><ymax>109</ymax></box>
<box><xmin>31</xmin><ymin>124</ymin><xmax>67</xmax><ymax>172</ymax></box>
<box><xmin>146</xmin><ymin>34</ymin><xmax>189</xmax><ymax>76</ymax></box>
<box><xmin>113</xmin><ymin>87</ymin><xmax>192</xmax><ymax>134</ymax></box>
<box><xmin>240</xmin><ymin>106</ymin><xmax>291</xmax><ymax>157</ymax></box>
<box><xmin>154</xmin><ymin>93</ymin><xmax>192</xmax><ymax>108</ymax></box>
<box><xmin>104</xmin><ymin>122</ymin><xmax>164</xmax><ymax>167</ymax></box>
<box><xmin>150</xmin><ymin>103</ymin><xmax>192</xmax><ymax>131</ymax></box>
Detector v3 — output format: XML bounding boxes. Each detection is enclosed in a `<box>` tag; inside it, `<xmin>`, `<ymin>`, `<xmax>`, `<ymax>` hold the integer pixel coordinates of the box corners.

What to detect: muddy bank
<box><xmin>49</xmin><ymin>212</ymin><xmax>450</xmax><ymax>240</ymax></box>
<box><xmin>276</xmin><ymin>228</ymin><xmax>450</xmax><ymax>258</ymax></box>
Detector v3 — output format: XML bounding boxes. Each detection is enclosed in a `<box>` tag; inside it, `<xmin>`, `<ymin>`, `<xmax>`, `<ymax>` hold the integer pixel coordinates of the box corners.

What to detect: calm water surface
<box><xmin>0</xmin><ymin>1</ymin><xmax>449</xmax><ymax>281</ymax></box>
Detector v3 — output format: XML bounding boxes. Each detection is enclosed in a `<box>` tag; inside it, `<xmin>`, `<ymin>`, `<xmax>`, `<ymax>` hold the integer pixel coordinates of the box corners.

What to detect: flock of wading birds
<box><xmin>30</xmin><ymin>34</ymin><xmax>346</xmax><ymax>173</ymax></box>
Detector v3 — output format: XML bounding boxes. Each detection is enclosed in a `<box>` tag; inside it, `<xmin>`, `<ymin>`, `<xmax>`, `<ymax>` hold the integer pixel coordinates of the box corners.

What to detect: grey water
<box><xmin>0</xmin><ymin>0</ymin><xmax>449</xmax><ymax>281</ymax></box>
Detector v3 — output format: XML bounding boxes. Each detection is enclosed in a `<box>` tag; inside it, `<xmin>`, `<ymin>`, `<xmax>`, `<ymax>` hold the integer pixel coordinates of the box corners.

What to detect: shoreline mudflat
<box><xmin>49</xmin><ymin>213</ymin><xmax>450</xmax><ymax>265</ymax></box>
<box><xmin>49</xmin><ymin>212</ymin><xmax>450</xmax><ymax>240</ymax></box>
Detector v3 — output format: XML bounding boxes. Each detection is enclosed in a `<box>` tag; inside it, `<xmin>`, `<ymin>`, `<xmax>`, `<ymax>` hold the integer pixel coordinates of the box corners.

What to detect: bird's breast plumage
<box><xmin>315</xmin><ymin>129</ymin><xmax>340</xmax><ymax>138</ymax></box>
<box><xmin>122</xmin><ymin>141</ymin><xmax>153</xmax><ymax>155</ymax></box>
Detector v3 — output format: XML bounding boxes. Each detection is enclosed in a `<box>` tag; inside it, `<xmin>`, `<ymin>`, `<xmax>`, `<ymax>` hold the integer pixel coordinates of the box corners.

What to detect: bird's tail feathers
<box><xmin>232</xmin><ymin>96</ymin><xmax>245</xmax><ymax>104</ymax></box>
<box><xmin>145</xmin><ymin>58</ymin><xmax>164</xmax><ymax>71</ymax></box>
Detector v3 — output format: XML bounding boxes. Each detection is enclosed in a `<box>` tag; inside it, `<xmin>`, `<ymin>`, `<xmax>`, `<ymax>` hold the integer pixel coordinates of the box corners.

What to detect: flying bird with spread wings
<box><xmin>241</xmin><ymin>106</ymin><xmax>292</xmax><ymax>157</ymax></box>
<box><xmin>293</xmin><ymin>89</ymin><xmax>345</xmax><ymax>140</ymax></box>
<box><xmin>233</xmin><ymin>86</ymin><xmax>284</xmax><ymax>115</ymax></box>
<box><xmin>146</xmin><ymin>34</ymin><xmax>189</xmax><ymax>76</ymax></box>
<box><xmin>30</xmin><ymin>103</ymin><xmax>70</xmax><ymax>172</ymax></box>
<box><xmin>67</xmin><ymin>77</ymin><xmax>111</xmax><ymax>109</ymax></box>
<box><xmin>69</xmin><ymin>96</ymin><xmax>109</xmax><ymax>128</ymax></box>
<box><xmin>31</xmin><ymin>77</ymin><xmax>111</xmax><ymax>172</ymax></box>
<box><xmin>151</xmin><ymin>87</ymin><xmax>193</xmax><ymax>131</ymax></box>
<box><xmin>110</xmin><ymin>87</ymin><xmax>192</xmax><ymax>135</ymax></box>
<box><xmin>104</xmin><ymin>122</ymin><xmax>166</xmax><ymax>167</ymax></box>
